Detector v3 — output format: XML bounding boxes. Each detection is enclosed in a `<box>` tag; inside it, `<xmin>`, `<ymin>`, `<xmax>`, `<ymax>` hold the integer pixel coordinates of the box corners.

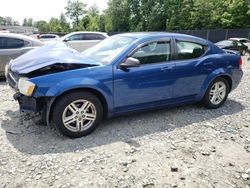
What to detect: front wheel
<box><xmin>51</xmin><ymin>91</ymin><xmax>103</xmax><ymax>138</ymax></box>
<box><xmin>202</xmin><ymin>77</ymin><xmax>229</xmax><ymax>109</ymax></box>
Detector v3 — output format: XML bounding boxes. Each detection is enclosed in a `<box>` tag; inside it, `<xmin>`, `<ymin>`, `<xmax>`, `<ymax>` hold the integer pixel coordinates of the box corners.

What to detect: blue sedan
<box><xmin>6</xmin><ymin>32</ymin><xmax>243</xmax><ymax>138</ymax></box>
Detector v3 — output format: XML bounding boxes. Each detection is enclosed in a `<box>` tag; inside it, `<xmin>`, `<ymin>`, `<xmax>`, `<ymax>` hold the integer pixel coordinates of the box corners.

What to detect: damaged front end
<box><xmin>26</xmin><ymin>63</ymin><xmax>97</xmax><ymax>77</ymax></box>
<box><xmin>5</xmin><ymin>42</ymin><xmax>102</xmax><ymax>120</ymax></box>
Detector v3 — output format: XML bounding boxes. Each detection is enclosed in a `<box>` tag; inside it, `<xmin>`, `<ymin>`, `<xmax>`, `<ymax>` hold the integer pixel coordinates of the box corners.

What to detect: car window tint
<box><xmin>0</xmin><ymin>37</ymin><xmax>4</xmax><ymax>49</ymax></box>
<box><xmin>0</xmin><ymin>37</ymin><xmax>25</xmax><ymax>49</ymax></box>
<box><xmin>95</xmin><ymin>34</ymin><xmax>106</xmax><ymax>40</ymax></box>
<box><xmin>176</xmin><ymin>41</ymin><xmax>207</xmax><ymax>60</ymax></box>
<box><xmin>132</xmin><ymin>41</ymin><xmax>171</xmax><ymax>65</ymax></box>
<box><xmin>84</xmin><ymin>34</ymin><xmax>106</xmax><ymax>40</ymax></box>
<box><xmin>67</xmin><ymin>34</ymin><xmax>84</xmax><ymax>41</ymax></box>
<box><xmin>41</xmin><ymin>35</ymin><xmax>56</xmax><ymax>39</ymax></box>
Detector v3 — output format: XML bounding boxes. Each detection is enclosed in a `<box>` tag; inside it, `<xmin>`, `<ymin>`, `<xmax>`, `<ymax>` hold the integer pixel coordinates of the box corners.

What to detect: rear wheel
<box><xmin>51</xmin><ymin>91</ymin><xmax>103</xmax><ymax>138</ymax></box>
<box><xmin>202</xmin><ymin>77</ymin><xmax>229</xmax><ymax>109</ymax></box>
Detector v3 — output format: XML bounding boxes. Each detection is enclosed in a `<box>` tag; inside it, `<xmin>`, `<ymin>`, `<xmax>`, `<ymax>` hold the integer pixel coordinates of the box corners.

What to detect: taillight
<box><xmin>239</xmin><ymin>57</ymin><xmax>243</xmax><ymax>69</ymax></box>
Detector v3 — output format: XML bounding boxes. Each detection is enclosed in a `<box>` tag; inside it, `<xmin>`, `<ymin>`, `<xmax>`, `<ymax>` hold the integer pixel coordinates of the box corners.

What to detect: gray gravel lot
<box><xmin>0</xmin><ymin>57</ymin><xmax>250</xmax><ymax>188</ymax></box>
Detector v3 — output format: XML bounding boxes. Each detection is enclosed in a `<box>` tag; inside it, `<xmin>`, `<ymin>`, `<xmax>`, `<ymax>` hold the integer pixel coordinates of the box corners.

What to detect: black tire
<box><xmin>51</xmin><ymin>91</ymin><xmax>103</xmax><ymax>138</ymax></box>
<box><xmin>202</xmin><ymin>77</ymin><xmax>230</xmax><ymax>109</ymax></box>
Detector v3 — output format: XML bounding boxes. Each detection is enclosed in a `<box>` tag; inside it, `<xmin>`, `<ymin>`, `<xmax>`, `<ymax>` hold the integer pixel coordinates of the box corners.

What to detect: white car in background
<box><xmin>229</xmin><ymin>38</ymin><xmax>250</xmax><ymax>52</ymax></box>
<box><xmin>60</xmin><ymin>32</ymin><xmax>109</xmax><ymax>52</ymax></box>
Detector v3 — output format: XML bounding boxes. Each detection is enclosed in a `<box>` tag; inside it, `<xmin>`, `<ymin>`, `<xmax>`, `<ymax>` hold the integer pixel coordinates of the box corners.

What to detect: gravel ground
<box><xmin>0</xmin><ymin>57</ymin><xmax>250</xmax><ymax>188</ymax></box>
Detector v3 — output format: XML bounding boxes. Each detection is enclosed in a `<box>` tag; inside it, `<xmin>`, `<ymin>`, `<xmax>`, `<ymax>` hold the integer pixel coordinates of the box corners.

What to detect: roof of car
<box><xmin>40</xmin><ymin>34</ymin><xmax>59</xmax><ymax>37</ymax></box>
<box><xmin>60</xmin><ymin>31</ymin><xmax>108</xmax><ymax>40</ymax></box>
<box><xmin>117</xmin><ymin>32</ymin><xmax>209</xmax><ymax>43</ymax></box>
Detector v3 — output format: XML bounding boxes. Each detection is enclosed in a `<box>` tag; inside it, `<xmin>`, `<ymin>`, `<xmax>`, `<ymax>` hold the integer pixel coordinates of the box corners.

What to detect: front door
<box><xmin>113</xmin><ymin>40</ymin><xmax>175</xmax><ymax>112</ymax></box>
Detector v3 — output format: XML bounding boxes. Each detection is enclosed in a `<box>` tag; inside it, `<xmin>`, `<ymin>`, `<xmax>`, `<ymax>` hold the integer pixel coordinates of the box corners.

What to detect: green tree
<box><xmin>105</xmin><ymin>0</ymin><xmax>130</xmax><ymax>32</ymax></box>
<box><xmin>98</xmin><ymin>14</ymin><xmax>106</xmax><ymax>32</ymax></box>
<box><xmin>36</xmin><ymin>21</ymin><xmax>50</xmax><ymax>32</ymax></box>
<box><xmin>59</xmin><ymin>13</ymin><xmax>70</xmax><ymax>32</ymax></box>
<box><xmin>65</xmin><ymin>0</ymin><xmax>87</xmax><ymax>28</ymax></box>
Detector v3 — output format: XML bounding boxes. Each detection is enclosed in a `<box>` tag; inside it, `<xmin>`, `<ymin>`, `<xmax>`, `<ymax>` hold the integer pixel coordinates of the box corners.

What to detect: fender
<box><xmin>197</xmin><ymin>67</ymin><xmax>232</xmax><ymax>101</ymax></box>
<box><xmin>42</xmin><ymin>77</ymin><xmax>114</xmax><ymax>126</ymax></box>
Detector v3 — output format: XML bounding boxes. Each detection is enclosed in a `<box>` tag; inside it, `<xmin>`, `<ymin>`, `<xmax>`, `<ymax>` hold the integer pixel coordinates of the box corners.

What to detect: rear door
<box><xmin>172</xmin><ymin>39</ymin><xmax>212</xmax><ymax>99</ymax></box>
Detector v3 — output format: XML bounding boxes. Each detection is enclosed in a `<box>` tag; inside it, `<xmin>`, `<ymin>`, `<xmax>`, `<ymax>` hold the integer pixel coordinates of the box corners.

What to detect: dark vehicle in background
<box><xmin>229</xmin><ymin>38</ymin><xmax>250</xmax><ymax>52</ymax></box>
<box><xmin>0</xmin><ymin>33</ymin><xmax>43</xmax><ymax>77</ymax></box>
<box><xmin>215</xmin><ymin>40</ymin><xmax>248</xmax><ymax>56</ymax></box>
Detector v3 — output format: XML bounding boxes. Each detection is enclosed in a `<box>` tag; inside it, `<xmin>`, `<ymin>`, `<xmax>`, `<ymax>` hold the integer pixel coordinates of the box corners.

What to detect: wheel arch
<box><xmin>45</xmin><ymin>87</ymin><xmax>109</xmax><ymax>126</ymax></box>
<box><xmin>199</xmin><ymin>72</ymin><xmax>233</xmax><ymax>101</ymax></box>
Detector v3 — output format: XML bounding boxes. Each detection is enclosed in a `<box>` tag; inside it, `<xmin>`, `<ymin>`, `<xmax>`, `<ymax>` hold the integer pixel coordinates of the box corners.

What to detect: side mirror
<box><xmin>120</xmin><ymin>57</ymin><xmax>140</xmax><ymax>69</ymax></box>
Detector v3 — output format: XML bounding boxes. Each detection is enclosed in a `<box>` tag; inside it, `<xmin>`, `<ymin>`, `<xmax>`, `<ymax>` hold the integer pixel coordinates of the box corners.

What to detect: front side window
<box><xmin>132</xmin><ymin>41</ymin><xmax>171</xmax><ymax>65</ymax></box>
<box><xmin>176</xmin><ymin>41</ymin><xmax>207</xmax><ymax>60</ymax></box>
<box><xmin>67</xmin><ymin>34</ymin><xmax>84</xmax><ymax>41</ymax></box>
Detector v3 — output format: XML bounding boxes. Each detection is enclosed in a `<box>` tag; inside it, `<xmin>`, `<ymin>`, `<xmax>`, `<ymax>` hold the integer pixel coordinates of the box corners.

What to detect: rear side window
<box><xmin>132</xmin><ymin>41</ymin><xmax>171</xmax><ymax>65</ymax></box>
<box><xmin>0</xmin><ymin>37</ymin><xmax>25</xmax><ymax>49</ymax></box>
<box><xmin>84</xmin><ymin>34</ymin><xmax>106</xmax><ymax>40</ymax></box>
<box><xmin>176</xmin><ymin>41</ymin><xmax>207</xmax><ymax>60</ymax></box>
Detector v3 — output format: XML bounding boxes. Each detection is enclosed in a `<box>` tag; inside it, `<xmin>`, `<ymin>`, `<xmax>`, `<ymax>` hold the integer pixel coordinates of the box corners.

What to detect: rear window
<box><xmin>40</xmin><ymin>35</ymin><xmax>56</xmax><ymax>39</ymax></box>
<box><xmin>217</xmin><ymin>40</ymin><xmax>233</xmax><ymax>46</ymax></box>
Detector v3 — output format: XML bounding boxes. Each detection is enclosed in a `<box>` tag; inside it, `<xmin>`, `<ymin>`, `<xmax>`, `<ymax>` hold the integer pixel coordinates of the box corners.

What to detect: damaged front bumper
<box><xmin>13</xmin><ymin>93</ymin><xmax>40</xmax><ymax>112</ymax></box>
<box><xmin>13</xmin><ymin>93</ymin><xmax>55</xmax><ymax>126</ymax></box>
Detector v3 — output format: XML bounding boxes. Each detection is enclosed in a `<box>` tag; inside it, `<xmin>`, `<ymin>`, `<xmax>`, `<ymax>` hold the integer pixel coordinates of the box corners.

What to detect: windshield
<box><xmin>216</xmin><ymin>40</ymin><xmax>233</xmax><ymax>46</ymax></box>
<box><xmin>82</xmin><ymin>36</ymin><xmax>135</xmax><ymax>64</ymax></box>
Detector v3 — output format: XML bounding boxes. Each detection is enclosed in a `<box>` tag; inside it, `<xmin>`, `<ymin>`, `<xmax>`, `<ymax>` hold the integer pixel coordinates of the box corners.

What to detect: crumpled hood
<box><xmin>10</xmin><ymin>42</ymin><xmax>102</xmax><ymax>74</ymax></box>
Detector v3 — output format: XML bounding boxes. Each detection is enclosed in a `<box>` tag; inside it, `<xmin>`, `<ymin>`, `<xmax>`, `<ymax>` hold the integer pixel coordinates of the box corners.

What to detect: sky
<box><xmin>0</xmin><ymin>0</ymin><xmax>108</xmax><ymax>24</ymax></box>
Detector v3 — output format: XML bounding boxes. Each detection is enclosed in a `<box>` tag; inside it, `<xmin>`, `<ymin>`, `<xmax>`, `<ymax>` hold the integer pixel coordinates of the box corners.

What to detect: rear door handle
<box><xmin>161</xmin><ymin>66</ymin><xmax>173</xmax><ymax>71</ymax></box>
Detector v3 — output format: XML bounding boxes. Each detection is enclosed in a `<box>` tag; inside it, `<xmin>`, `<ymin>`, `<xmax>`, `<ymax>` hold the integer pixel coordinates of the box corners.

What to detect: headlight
<box><xmin>18</xmin><ymin>78</ymin><xmax>36</xmax><ymax>96</ymax></box>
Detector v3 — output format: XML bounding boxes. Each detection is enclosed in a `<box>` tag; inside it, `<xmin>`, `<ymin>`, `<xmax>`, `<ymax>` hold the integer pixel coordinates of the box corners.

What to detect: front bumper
<box><xmin>14</xmin><ymin>93</ymin><xmax>41</xmax><ymax>112</ymax></box>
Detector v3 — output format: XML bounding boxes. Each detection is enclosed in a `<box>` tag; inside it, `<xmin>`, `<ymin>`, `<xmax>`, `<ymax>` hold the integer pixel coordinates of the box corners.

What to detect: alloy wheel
<box><xmin>209</xmin><ymin>81</ymin><xmax>227</xmax><ymax>105</ymax></box>
<box><xmin>62</xmin><ymin>99</ymin><xmax>97</xmax><ymax>132</ymax></box>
